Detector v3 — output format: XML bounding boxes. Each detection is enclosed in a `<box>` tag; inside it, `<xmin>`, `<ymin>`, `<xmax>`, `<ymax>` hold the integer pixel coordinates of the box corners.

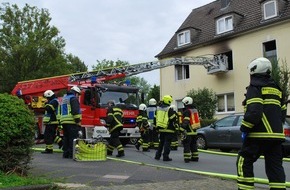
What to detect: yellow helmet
<box><xmin>162</xmin><ymin>95</ymin><xmax>173</xmax><ymax>105</ymax></box>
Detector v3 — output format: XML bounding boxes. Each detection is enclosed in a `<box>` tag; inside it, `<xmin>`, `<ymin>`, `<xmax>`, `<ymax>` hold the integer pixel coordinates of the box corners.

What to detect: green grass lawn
<box><xmin>0</xmin><ymin>171</ymin><xmax>56</xmax><ymax>189</ymax></box>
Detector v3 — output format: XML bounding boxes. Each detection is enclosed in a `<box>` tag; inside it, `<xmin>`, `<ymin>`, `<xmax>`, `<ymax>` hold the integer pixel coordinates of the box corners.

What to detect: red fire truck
<box><xmin>11</xmin><ymin>55</ymin><xmax>228</xmax><ymax>145</ymax></box>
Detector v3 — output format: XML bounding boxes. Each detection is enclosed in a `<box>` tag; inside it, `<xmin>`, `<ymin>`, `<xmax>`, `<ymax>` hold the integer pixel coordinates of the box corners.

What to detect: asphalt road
<box><xmin>27</xmin><ymin>144</ymin><xmax>278</xmax><ymax>189</ymax></box>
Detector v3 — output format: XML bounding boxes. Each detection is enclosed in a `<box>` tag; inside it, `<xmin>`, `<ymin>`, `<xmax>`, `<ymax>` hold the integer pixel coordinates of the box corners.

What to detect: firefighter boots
<box><xmin>116</xmin><ymin>151</ymin><xmax>125</xmax><ymax>157</ymax></box>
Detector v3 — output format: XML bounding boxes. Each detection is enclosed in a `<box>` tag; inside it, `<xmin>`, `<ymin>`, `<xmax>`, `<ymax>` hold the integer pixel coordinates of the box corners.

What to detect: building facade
<box><xmin>156</xmin><ymin>0</ymin><xmax>290</xmax><ymax>118</ymax></box>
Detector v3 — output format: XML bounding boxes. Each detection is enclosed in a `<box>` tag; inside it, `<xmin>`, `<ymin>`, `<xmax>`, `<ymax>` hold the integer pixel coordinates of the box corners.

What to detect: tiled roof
<box><xmin>156</xmin><ymin>0</ymin><xmax>290</xmax><ymax>58</ymax></box>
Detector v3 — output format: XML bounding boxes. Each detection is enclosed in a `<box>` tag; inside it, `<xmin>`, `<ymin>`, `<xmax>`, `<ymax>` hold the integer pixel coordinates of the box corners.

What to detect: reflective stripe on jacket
<box><xmin>106</xmin><ymin>107</ymin><xmax>123</xmax><ymax>133</ymax></box>
<box><xmin>60</xmin><ymin>94</ymin><xmax>81</xmax><ymax>124</ymax></box>
<box><xmin>43</xmin><ymin>98</ymin><xmax>60</xmax><ymax>125</ymax></box>
<box><xmin>241</xmin><ymin>76</ymin><xmax>286</xmax><ymax>140</ymax></box>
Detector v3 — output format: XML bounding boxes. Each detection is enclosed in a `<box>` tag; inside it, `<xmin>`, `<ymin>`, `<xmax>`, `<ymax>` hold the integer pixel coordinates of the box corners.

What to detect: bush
<box><xmin>187</xmin><ymin>88</ymin><xmax>217</xmax><ymax>119</ymax></box>
<box><xmin>0</xmin><ymin>93</ymin><xmax>35</xmax><ymax>175</ymax></box>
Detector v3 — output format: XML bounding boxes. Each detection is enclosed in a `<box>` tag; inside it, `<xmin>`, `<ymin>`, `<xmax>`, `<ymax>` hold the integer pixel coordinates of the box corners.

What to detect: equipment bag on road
<box><xmin>73</xmin><ymin>136</ymin><xmax>107</xmax><ymax>161</ymax></box>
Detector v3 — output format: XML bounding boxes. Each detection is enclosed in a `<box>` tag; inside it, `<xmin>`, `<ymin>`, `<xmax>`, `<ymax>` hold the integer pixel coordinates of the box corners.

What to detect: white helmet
<box><xmin>182</xmin><ymin>96</ymin><xmax>193</xmax><ymax>106</ymax></box>
<box><xmin>248</xmin><ymin>57</ymin><xmax>272</xmax><ymax>75</ymax></box>
<box><xmin>139</xmin><ymin>103</ymin><xmax>147</xmax><ymax>111</ymax></box>
<box><xmin>43</xmin><ymin>90</ymin><xmax>54</xmax><ymax>98</ymax></box>
<box><xmin>148</xmin><ymin>98</ymin><xmax>157</xmax><ymax>106</ymax></box>
<box><xmin>71</xmin><ymin>86</ymin><xmax>81</xmax><ymax>94</ymax></box>
<box><xmin>170</xmin><ymin>105</ymin><xmax>177</xmax><ymax>112</ymax></box>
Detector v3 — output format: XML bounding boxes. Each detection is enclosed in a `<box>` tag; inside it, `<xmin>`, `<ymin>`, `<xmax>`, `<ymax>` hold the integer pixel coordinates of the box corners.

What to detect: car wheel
<box><xmin>196</xmin><ymin>135</ymin><xmax>207</xmax><ymax>150</ymax></box>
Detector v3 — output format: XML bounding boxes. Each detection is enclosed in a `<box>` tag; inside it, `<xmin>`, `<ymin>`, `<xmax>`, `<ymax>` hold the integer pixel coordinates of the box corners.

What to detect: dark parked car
<box><xmin>196</xmin><ymin>114</ymin><xmax>290</xmax><ymax>157</ymax></box>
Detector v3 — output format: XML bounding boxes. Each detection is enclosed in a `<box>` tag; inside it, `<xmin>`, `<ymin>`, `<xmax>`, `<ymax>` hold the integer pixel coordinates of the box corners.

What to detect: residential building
<box><xmin>156</xmin><ymin>0</ymin><xmax>290</xmax><ymax>118</ymax></box>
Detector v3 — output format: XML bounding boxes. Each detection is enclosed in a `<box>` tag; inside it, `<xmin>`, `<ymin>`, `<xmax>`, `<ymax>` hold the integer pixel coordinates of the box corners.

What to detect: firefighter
<box><xmin>42</xmin><ymin>90</ymin><xmax>63</xmax><ymax>153</ymax></box>
<box><xmin>60</xmin><ymin>86</ymin><xmax>82</xmax><ymax>159</ymax></box>
<box><xmin>170</xmin><ymin>105</ymin><xmax>180</xmax><ymax>151</ymax></box>
<box><xmin>236</xmin><ymin>57</ymin><xmax>286</xmax><ymax>189</ymax></box>
<box><xmin>135</xmin><ymin>103</ymin><xmax>150</xmax><ymax>152</ymax></box>
<box><xmin>181</xmin><ymin>96</ymin><xmax>200</xmax><ymax>163</ymax></box>
<box><xmin>106</xmin><ymin>100</ymin><xmax>125</xmax><ymax>157</ymax></box>
<box><xmin>147</xmin><ymin>98</ymin><xmax>159</xmax><ymax>149</ymax></box>
<box><xmin>154</xmin><ymin>95</ymin><xmax>177</xmax><ymax>161</ymax></box>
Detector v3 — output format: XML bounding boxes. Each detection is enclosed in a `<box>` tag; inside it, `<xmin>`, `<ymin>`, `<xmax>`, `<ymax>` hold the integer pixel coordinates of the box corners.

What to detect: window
<box><xmin>263</xmin><ymin>0</ymin><xmax>277</xmax><ymax>20</ymax></box>
<box><xmin>217</xmin><ymin>93</ymin><xmax>235</xmax><ymax>113</ymax></box>
<box><xmin>175</xmin><ymin>65</ymin><xmax>190</xmax><ymax>81</ymax></box>
<box><xmin>263</xmin><ymin>40</ymin><xmax>277</xmax><ymax>62</ymax></box>
<box><xmin>216</xmin><ymin>15</ymin><xmax>233</xmax><ymax>34</ymax></box>
<box><xmin>177</xmin><ymin>30</ymin><xmax>190</xmax><ymax>46</ymax></box>
<box><xmin>215</xmin><ymin>116</ymin><xmax>236</xmax><ymax>127</ymax></box>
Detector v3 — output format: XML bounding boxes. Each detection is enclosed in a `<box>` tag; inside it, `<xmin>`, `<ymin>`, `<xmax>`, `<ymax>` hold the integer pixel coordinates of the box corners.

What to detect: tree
<box><xmin>146</xmin><ymin>85</ymin><xmax>160</xmax><ymax>103</ymax></box>
<box><xmin>0</xmin><ymin>3</ymin><xmax>87</xmax><ymax>93</ymax></box>
<box><xmin>271</xmin><ymin>58</ymin><xmax>290</xmax><ymax>103</ymax></box>
<box><xmin>187</xmin><ymin>88</ymin><xmax>217</xmax><ymax>119</ymax></box>
<box><xmin>66</xmin><ymin>53</ymin><xmax>88</xmax><ymax>73</ymax></box>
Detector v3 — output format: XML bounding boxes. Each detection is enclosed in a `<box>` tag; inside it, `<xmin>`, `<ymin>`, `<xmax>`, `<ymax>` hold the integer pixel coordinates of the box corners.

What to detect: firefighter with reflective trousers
<box><xmin>60</xmin><ymin>86</ymin><xmax>82</xmax><ymax>159</ymax></box>
<box><xmin>154</xmin><ymin>95</ymin><xmax>177</xmax><ymax>161</ymax></box>
<box><xmin>147</xmin><ymin>98</ymin><xmax>159</xmax><ymax>149</ymax></box>
<box><xmin>106</xmin><ymin>100</ymin><xmax>125</xmax><ymax>157</ymax></box>
<box><xmin>181</xmin><ymin>96</ymin><xmax>200</xmax><ymax>163</ymax></box>
<box><xmin>135</xmin><ymin>103</ymin><xmax>150</xmax><ymax>152</ymax></box>
<box><xmin>236</xmin><ymin>57</ymin><xmax>286</xmax><ymax>190</ymax></box>
<box><xmin>42</xmin><ymin>90</ymin><xmax>63</xmax><ymax>153</ymax></box>
<box><xmin>170</xmin><ymin>105</ymin><xmax>180</xmax><ymax>151</ymax></box>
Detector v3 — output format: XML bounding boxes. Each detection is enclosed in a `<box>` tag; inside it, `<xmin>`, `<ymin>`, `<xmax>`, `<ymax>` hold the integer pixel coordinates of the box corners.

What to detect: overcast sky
<box><xmin>5</xmin><ymin>0</ymin><xmax>213</xmax><ymax>85</ymax></box>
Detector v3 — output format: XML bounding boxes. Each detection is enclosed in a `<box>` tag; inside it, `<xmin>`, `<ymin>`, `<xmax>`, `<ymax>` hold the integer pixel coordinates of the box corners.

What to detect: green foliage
<box><xmin>187</xmin><ymin>88</ymin><xmax>217</xmax><ymax>119</ymax></box>
<box><xmin>0</xmin><ymin>3</ymin><xmax>87</xmax><ymax>93</ymax></box>
<box><xmin>0</xmin><ymin>93</ymin><xmax>35</xmax><ymax>175</ymax></box>
<box><xmin>66</xmin><ymin>53</ymin><xmax>88</xmax><ymax>73</ymax></box>
<box><xmin>146</xmin><ymin>85</ymin><xmax>160</xmax><ymax>104</ymax></box>
<box><xmin>271</xmin><ymin>58</ymin><xmax>290</xmax><ymax>103</ymax></box>
<box><xmin>0</xmin><ymin>171</ymin><xmax>54</xmax><ymax>188</ymax></box>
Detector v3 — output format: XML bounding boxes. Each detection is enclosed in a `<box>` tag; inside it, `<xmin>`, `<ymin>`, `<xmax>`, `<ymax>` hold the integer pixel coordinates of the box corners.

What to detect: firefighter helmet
<box><xmin>71</xmin><ymin>86</ymin><xmax>81</xmax><ymax>94</ymax></box>
<box><xmin>148</xmin><ymin>98</ymin><xmax>157</xmax><ymax>106</ymax></box>
<box><xmin>248</xmin><ymin>57</ymin><xmax>272</xmax><ymax>75</ymax></box>
<box><xmin>43</xmin><ymin>90</ymin><xmax>54</xmax><ymax>98</ymax></box>
<box><xmin>139</xmin><ymin>103</ymin><xmax>147</xmax><ymax>111</ymax></box>
<box><xmin>162</xmin><ymin>95</ymin><xmax>173</xmax><ymax>105</ymax></box>
<box><xmin>182</xmin><ymin>96</ymin><xmax>193</xmax><ymax>106</ymax></box>
<box><xmin>170</xmin><ymin>104</ymin><xmax>177</xmax><ymax>112</ymax></box>
<box><xmin>107</xmin><ymin>100</ymin><xmax>115</xmax><ymax>107</ymax></box>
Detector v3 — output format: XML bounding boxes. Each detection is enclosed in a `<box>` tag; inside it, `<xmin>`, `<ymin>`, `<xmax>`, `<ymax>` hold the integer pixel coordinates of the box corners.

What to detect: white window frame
<box><xmin>177</xmin><ymin>30</ymin><xmax>190</xmax><ymax>46</ymax></box>
<box><xmin>216</xmin><ymin>93</ymin><xmax>235</xmax><ymax>114</ymax></box>
<box><xmin>216</xmin><ymin>15</ymin><xmax>233</xmax><ymax>34</ymax></box>
<box><xmin>263</xmin><ymin>0</ymin><xmax>277</xmax><ymax>20</ymax></box>
<box><xmin>175</xmin><ymin>65</ymin><xmax>190</xmax><ymax>81</ymax></box>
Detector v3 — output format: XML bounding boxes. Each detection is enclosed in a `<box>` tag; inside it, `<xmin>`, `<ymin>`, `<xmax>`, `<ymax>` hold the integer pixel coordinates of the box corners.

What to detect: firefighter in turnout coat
<box><xmin>236</xmin><ymin>57</ymin><xmax>286</xmax><ymax>190</ymax></box>
<box><xmin>42</xmin><ymin>90</ymin><xmax>62</xmax><ymax>153</ymax></box>
<box><xmin>181</xmin><ymin>96</ymin><xmax>200</xmax><ymax>163</ymax></box>
<box><xmin>135</xmin><ymin>103</ymin><xmax>150</xmax><ymax>151</ymax></box>
<box><xmin>154</xmin><ymin>95</ymin><xmax>177</xmax><ymax>161</ymax></box>
<box><xmin>106</xmin><ymin>100</ymin><xmax>125</xmax><ymax>157</ymax></box>
<box><xmin>60</xmin><ymin>86</ymin><xmax>82</xmax><ymax>159</ymax></box>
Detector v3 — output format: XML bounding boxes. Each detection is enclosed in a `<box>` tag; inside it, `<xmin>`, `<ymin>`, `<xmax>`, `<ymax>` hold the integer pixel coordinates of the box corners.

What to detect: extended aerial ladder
<box><xmin>69</xmin><ymin>54</ymin><xmax>228</xmax><ymax>82</ymax></box>
<box><xmin>12</xmin><ymin>54</ymin><xmax>228</xmax><ymax>101</ymax></box>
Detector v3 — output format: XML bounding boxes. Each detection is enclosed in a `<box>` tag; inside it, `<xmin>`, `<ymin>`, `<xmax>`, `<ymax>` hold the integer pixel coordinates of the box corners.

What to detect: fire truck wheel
<box><xmin>130</xmin><ymin>138</ymin><xmax>138</xmax><ymax>145</ymax></box>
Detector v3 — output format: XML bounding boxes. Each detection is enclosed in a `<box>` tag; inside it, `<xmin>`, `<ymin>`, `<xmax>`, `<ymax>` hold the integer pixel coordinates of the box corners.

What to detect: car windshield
<box><xmin>100</xmin><ymin>91</ymin><xmax>138</xmax><ymax>108</ymax></box>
